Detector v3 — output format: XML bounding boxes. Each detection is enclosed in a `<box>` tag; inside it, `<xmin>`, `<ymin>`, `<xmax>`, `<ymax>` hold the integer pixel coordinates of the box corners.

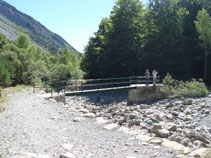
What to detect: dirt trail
<box><xmin>0</xmin><ymin>89</ymin><xmax>173</xmax><ymax>158</ymax></box>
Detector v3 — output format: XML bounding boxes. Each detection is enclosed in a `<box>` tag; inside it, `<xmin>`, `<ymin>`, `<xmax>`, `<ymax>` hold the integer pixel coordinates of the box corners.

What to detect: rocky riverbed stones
<box><xmin>66</xmin><ymin>93</ymin><xmax>211</xmax><ymax>157</ymax></box>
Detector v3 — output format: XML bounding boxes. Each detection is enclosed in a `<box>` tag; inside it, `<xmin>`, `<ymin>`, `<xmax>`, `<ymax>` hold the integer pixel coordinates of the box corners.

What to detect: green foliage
<box><xmin>177</xmin><ymin>79</ymin><xmax>209</xmax><ymax>98</ymax></box>
<box><xmin>0</xmin><ymin>33</ymin><xmax>84</xmax><ymax>87</ymax></box>
<box><xmin>82</xmin><ymin>0</ymin><xmax>211</xmax><ymax>83</ymax></box>
<box><xmin>195</xmin><ymin>8</ymin><xmax>211</xmax><ymax>80</ymax></box>
<box><xmin>0</xmin><ymin>57</ymin><xmax>12</xmax><ymax>87</ymax></box>
<box><xmin>161</xmin><ymin>74</ymin><xmax>208</xmax><ymax>98</ymax></box>
<box><xmin>15</xmin><ymin>34</ymin><xmax>30</xmax><ymax>49</ymax></box>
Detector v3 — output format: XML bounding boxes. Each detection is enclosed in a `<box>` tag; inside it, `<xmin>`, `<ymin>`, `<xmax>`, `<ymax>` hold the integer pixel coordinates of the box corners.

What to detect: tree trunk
<box><xmin>203</xmin><ymin>49</ymin><xmax>208</xmax><ymax>81</ymax></box>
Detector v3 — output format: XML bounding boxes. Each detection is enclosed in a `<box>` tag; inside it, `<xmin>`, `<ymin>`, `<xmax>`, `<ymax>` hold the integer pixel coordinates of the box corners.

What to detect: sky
<box><xmin>4</xmin><ymin>0</ymin><xmax>146</xmax><ymax>53</ymax></box>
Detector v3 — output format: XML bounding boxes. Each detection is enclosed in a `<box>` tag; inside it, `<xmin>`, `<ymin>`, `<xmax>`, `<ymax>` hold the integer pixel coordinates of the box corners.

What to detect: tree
<box><xmin>16</xmin><ymin>34</ymin><xmax>30</xmax><ymax>49</ymax></box>
<box><xmin>195</xmin><ymin>8</ymin><xmax>211</xmax><ymax>81</ymax></box>
<box><xmin>0</xmin><ymin>56</ymin><xmax>12</xmax><ymax>87</ymax></box>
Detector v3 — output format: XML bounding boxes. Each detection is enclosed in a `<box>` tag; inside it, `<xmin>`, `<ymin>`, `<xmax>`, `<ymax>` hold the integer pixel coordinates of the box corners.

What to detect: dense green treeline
<box><xmin>82</xmin><ymin>0</ymin><xmax>211</xmax><ymax>83</ymax></box>
<box><xmin>0</xmin><ymin>33</ymin><xmax>83</xmax><ymax>87</ymax></box>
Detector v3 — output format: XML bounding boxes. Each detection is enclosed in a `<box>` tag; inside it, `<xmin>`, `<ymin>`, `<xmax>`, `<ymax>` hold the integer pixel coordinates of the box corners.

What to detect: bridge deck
<box><xmin>65</xmin><ymin>84</ymin><xmax>161</xmax><ymax>96</ymax></box>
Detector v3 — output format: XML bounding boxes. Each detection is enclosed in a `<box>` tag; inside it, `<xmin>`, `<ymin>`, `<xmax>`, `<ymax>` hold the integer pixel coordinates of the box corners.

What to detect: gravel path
<box><xmin>0</xmin><ymin>90</ymin><xmax>174</xmax><ymax>158</ymax></box>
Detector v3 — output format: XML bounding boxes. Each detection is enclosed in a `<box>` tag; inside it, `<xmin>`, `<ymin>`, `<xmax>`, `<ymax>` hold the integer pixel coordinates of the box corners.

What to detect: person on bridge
<box><xmin>145</xmin><ymin>69</ymin><xmax>150</xmax><ymax>86</ymax></box>
<box><xmin>152</xmin><ymin>70</ymin><xmax>158</xmax><ymax>86</ymax></box>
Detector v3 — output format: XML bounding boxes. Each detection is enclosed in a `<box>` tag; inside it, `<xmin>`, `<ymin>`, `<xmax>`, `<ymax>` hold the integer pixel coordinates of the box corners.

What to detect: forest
<box><xmin>0</xmin><ymin>33</ymin><xmax>83</xmax><ymax>87</ymax></box>
<box><xmin>0</xmin><ymin>0</ymin><xmax>211</xmax><ymax>87</ymax></box>
<box><xmin>81</xmin><ymin>0</ymin><xmax>211</xmax><ymax>84</ymax></box>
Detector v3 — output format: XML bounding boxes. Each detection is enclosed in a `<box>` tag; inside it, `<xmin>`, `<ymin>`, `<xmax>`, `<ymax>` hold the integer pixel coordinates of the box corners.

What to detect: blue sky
<box><xmin>4</xmin><ymin>0</ymin><xmax>146</xmax><ymax>53</ymax></box>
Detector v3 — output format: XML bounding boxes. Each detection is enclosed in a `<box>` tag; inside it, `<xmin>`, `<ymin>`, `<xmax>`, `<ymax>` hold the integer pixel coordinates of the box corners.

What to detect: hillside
<box><xmin>0</xmin><ymin>0</ymin><xmax>79</xmax><ymax>54</ymax></box>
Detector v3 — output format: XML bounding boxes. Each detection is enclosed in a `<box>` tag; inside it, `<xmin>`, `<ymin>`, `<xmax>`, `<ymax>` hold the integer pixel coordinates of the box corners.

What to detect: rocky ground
<box><xmin>65</xmin><ymin>91</ymin><xmax>211</xmax><ymax>158</ymax></box>
<box><xmin>0</xmin><ymin>89</ymin><xmax>178</xmax><ymax>158</ymax></box>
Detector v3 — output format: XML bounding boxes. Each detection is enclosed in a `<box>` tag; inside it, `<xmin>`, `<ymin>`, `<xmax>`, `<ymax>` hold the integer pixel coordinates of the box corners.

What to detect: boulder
<box><xmin>162</xmin><ymin>140</ymin><xmax>185</xmax><ymax>153</ymax></box>
<box><xmin>190</xmin><ymin>148</ymin><xmax>209</xmax><ymax>158</ymax></box>
<box><xmin>150</xmin><ymin>123</ymin><xmax>162</xmax><ymax>133</ymax></box>
<box><xmin>73</xmin><ymin>117</ymin><xmax>84</xmax><ymax>122</ymax></box>
<box><xmin>103</xmin><ymin>123</ymin><xmax>119</xmax><ymax>131</ymax></box>
<box><xmin>149</xmin><ymin>137</ymin><xmax>163</xmax><ymax>145</ymax></box>
<box><xmin>166</xmin><ymin>122</ymin><xmax>177</xmax><ymax>132</ymax></box>
<box><xmin>156</xmin><ymin>129</ymin><xmax>170</xmax><ymax>138</ymax></box>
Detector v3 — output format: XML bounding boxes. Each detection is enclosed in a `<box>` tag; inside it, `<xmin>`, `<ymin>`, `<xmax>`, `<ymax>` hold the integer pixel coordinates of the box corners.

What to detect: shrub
<box><xmin>177</xmin><ymin>79</ymin><xmax>208</xmax><ymax>98</ymax></box>
<box><xmin>161</xmin><ymin>74</ymin><xmax>208</xmax><ymax>98</ymax></box>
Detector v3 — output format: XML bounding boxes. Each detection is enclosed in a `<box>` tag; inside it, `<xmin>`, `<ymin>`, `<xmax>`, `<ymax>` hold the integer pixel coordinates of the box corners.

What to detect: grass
<box><xmin>0</xmin><ymin>85</ymin><xmax>32</xmax><ymax>113</ymax></box>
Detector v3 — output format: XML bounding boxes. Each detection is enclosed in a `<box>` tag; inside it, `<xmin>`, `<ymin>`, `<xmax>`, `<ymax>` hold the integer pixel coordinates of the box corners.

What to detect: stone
<box><xmin>103</xmin><ymin>123</ymin><xmax>119</xmax><ymax>131</ymax></box>
<box><xmin>190</xmin><ymin>148</ymin><xmax>208</xmax><ymax>158</ymax></box>
<box><xmin>171</xmin><ymin>111</ymin><xmax>179</xmax><ymax>117</ymax></box>
<box><xmin>82</xmin><ymin>113</ymin><xmax>96</xmax><ymax>118</ymax></box>
<box><xmin>140</xmin><ymin>123</ymin><xmax>148</xmax><ymax>129</ymax></box>
<box><xmin>149</xmin><ymin>137</ymin><xmax>163</xmax><ymax>145</ymax></box>
<box><xmin>95</xmin><ymin>117</ymin><xmax>112</xmax><ymax>125</ymax></box>
<box><xmin>139</xmin><ymin>104</ymin><xmax>149</xmax><ymax>109</ymax></box>
<box><xmin>151</xmin><ymin>123</ymin><xmax>162</xmax><ymax>133</ymax></box>
<box><xmin>118</xmin><ymin>117</ymin><xmax>125</xmax><ymax>125</ymax></box>
<box><xmin>184</xmin><ymin>107</ymin><xmax>191</xmax><ymax>115</ymax></box>
<box><xmin>162</xmin><ymin>140</ymin><xmax>185</xmax><ymax>153</ymax></box>
<box><xmin>165</xmin><ymin>102</ymin><xmax>174</xmax><ymax>108</ymax></box>
<box><xmin>183</xmin><ymin>147</ymin><xmax>192</xmax><ymax>155</ymax></box>
<box><xmin>128</xmin><ymin>111</ymin><xmax>139</xmax><ymax>119</ymax></box>
<box><xmin>78</xmin><ymin>108</ymin><xmax>89</xmax><ymax>114</ymax></box>
<box><xmin>182</xmin><ymin>138</ymin><xmax>191</xmax><ymax>146</ymax></box>
<box><xmin>136</xmin><ymin>135</ymin><xmax>152</xmax><ymax>142</ymax></box>
<box><xmin>73</xmin><ymin>117</ymin><xmax>84</xmax><ymax>122</ymax></box>
<box><xmin>166</xmin><ymin>114</ymin><xmax>173</xmax><ymax>120</ymax></box>
<box><xmin>155</xmin><ymin>113</ymin><xmax>165</xmax><ymax>121</ymax></box>
<box><xmin>205</xmin><ymin>110</ymin><xmax>210</xmax><ymax>114</ymax></box>
<box><xmin>156</xmin><ymin>129</ymin><xmax>170</xmax><ymax>138</ymax></box>
<box><xmin>126</xmin><ymin>129</ymin><xmax>147</xmax><ymax>136</ymax></box>
<box><xmin>166</xmin><ymin>122</ymin><xmax>177</xmax><ymax>132</ymax></box>
<box><xmin>60</xmin><ymin>152</ymin><xmax>76</xmax><ymax>158</ymax></box>
<box><xmin>182</xmin><ymin>100</ymin><xmax>192</xmax><ymax>105</ymax></box>
<box><xmin>184</xmin><ymin>129</ymin><xmax>210</xmax><ymax>144</ymax></box>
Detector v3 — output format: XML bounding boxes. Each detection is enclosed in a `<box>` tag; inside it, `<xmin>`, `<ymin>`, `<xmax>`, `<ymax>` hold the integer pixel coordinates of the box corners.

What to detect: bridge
<box><xmin>45</xmin><ymin>76</ymin><xmax>160</xmax><ymax>96</ymax></box>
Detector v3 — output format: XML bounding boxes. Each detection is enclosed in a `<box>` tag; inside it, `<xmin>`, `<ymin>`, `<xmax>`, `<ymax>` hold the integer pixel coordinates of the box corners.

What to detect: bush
<box><xmin>177</xmin><ymin>79</ymin><xmax>208</xmax><ymax>98</ymax></box>
<box><xmin>0</xmin><ymin>57</ymin><xmax>12</xmax><ymax>87</ymax></box>
<box><xmin>161</xmin><ymin>73</ymin><xmax>208</xmax><ymax>98</ymax></box>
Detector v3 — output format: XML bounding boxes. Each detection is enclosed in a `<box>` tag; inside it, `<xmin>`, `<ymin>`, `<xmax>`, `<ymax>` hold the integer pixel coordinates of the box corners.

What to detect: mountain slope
<box><xmin>0</xmin><ymin>0</ymin><xmax>79</xmax><ymax>54</ymax></box>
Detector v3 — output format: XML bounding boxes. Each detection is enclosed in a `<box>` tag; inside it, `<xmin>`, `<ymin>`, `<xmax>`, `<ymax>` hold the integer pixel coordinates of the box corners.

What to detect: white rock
<box><xmin>95</xmin><ymin>117</ymin><xmax>112</xmax><ymax>125</ymax></box>
<box><xmin>149</xmin><ymin>137</ymin><xmax>163</xmax><ymax>145</ymax></box>
<box><xmin>156</xmin><ymin>129</ymin><xmax>170</xmax><ymax>138</ymax></box>
<box><xmin>78</xmin><ymin>109</ymin><xmax>89</xmax><ymax>114</ymax></box>
<box><xmin>162</xmin><ymin>140</ymin><xmax>185</xmax><ymax>153</ymax></box>
<box><xmin>82</xmin><ymin>113</ymin><xmax>96</xmax><ymax>118</ymax></box>
<box><xmin>73</xmin><ymin>117</ymin><xmax>84</xmax><ymax>122</ymax></box>
<box><xmin>190</xmin><ymin>148</ymin><xmax>209</xmax><ymax>158</ymax></box>
<box><xmin>103</xmin><ymin>123</ymin><xmax>119</xmax><ymax>131</ymax></box>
